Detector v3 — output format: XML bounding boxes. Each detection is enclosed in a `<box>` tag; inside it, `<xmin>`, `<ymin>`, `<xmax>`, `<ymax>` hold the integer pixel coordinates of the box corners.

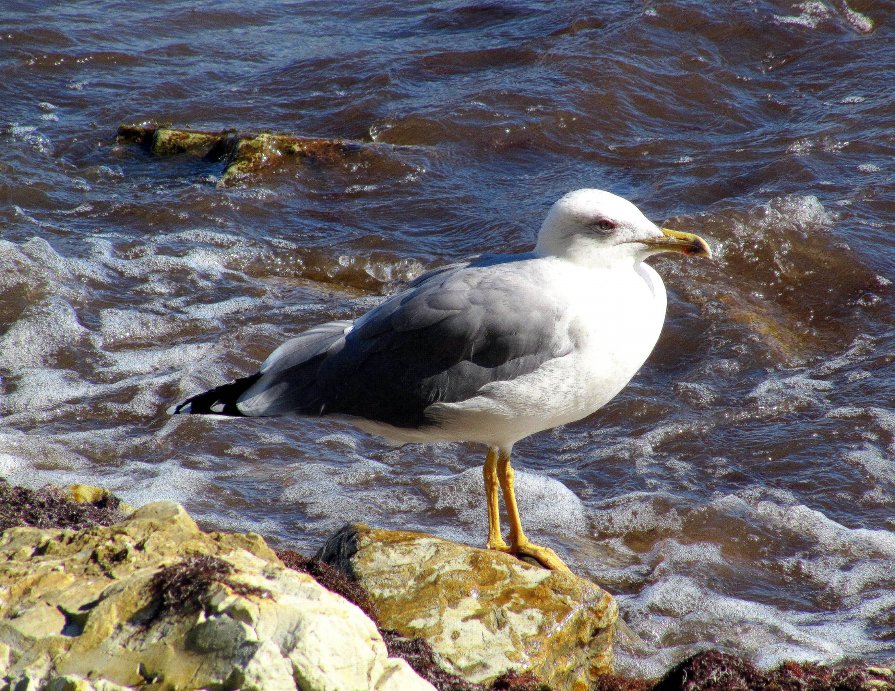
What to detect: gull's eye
<box><xmin>595</xmin><ymin>219</ymin><xmax>616</xmax><ymax>232</ymax></box>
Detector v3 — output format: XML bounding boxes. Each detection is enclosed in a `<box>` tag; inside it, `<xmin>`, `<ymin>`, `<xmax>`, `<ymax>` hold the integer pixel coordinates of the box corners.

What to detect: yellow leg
<box><xmin>484</xmin><ymin>447</ymin><xmax>508</xmax><ymax>550</ymax></box>
<box><xmin>496</xmin><ymin>449</ymin><xmax>571</xmax><ymax>572</ymax></box>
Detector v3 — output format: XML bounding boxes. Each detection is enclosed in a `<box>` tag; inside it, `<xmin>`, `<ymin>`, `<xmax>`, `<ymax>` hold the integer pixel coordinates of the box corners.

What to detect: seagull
<box><xmin>172</xmin><ymin>189</ymin><xmax>711</xmax><ymax>571</ymax></box>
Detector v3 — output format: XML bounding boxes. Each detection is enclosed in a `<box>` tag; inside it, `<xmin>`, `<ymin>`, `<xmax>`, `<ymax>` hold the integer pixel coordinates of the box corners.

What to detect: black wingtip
<box><xmin>171</xmin><ymin>372</ymin><xmax>263</xmax><ymax>417</ymax></box>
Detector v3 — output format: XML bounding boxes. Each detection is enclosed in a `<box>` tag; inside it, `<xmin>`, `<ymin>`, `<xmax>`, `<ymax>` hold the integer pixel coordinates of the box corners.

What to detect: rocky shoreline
<box><xmin>0</xmin><ymin>481</ymin><xmax>891</xmax><ymax>690</ymax></box>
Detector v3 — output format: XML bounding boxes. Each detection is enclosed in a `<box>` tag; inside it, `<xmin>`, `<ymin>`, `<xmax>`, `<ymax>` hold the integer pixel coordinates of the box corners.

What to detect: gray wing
<box><xmin>238</xmin><ymin>257</ymin><xmax>573</xmax><ymax>428</ymax></box>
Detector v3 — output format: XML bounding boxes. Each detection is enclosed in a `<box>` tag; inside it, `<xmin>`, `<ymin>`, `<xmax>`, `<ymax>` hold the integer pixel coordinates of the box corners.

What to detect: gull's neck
<box><xmin>534</xmin><ymin>239</ymin><xmax>644</xmax><ymax>271</ymax></box>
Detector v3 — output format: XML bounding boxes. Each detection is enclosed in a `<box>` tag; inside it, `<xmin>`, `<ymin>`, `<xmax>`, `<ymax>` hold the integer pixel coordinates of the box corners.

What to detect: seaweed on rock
<box><xmin>653</xmin><ymin>650</ymin><xmax>882</xmax><ymax>691</ymax></box>
<box><xmin>149</xmin><ymin>554</ymin><xmax>269</xmax><ymax>622</ymax></box>
<box><xmin>0</xmin><ymin>478</ymin><xmax>126</xmax><ymax>532</ymax></box>
<box><xmin>277</xmin><ymin>549</ymin><xmax>378</xmax><ymax>622</ymax></box>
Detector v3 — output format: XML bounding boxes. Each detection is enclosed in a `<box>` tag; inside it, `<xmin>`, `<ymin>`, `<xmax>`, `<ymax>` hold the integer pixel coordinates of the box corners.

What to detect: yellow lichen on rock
<box><xmin>318</xmin><ymin>523</ymin><xmax>618</xmax><ymax>690</ymax></box>
<box><xmin>68</xmin><ymin>484</ymin><xmax>136</xmax><ymax>515</ymax></box>
<box><xmin>0</xmin><ymin>502</ymin><xmax>433</xmax><ymax>691</ymax></box>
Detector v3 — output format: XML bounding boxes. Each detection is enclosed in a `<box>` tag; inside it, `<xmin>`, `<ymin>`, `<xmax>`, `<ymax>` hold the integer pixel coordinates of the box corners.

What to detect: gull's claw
<box><xmin>488</xmin><ymin>538</ymin><xmax>571</xmax><ymax>573</ymax></box>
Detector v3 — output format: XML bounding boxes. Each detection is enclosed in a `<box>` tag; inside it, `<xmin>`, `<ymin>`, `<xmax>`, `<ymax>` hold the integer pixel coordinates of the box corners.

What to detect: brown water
<box><xmin>2</xmin><ymin>0</ymin><xmax>894</xmax><ymax>676</ymax></box>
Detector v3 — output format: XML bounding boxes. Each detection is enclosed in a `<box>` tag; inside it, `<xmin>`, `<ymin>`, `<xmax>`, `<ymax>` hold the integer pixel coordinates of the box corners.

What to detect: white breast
<box><xmin>424</xmin><ymin>258</ymin><xmax>668</xmax><ymax>448</ymax></box>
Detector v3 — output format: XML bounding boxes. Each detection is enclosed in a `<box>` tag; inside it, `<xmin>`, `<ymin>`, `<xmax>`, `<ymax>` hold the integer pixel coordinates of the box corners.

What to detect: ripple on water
<box><xmin>671</xmin><ymin>195</ymin><xmax>892</xmax><ymax>368</ymax></box>
<box><xmin>612</xmin><ymin>491</ymin><xmax>895</xmax><ymax>675</ymax></box>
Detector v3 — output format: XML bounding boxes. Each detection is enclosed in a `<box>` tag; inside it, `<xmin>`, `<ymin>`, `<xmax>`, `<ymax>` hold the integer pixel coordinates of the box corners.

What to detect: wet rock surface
<box><xmin>117</xmin><ymin>124</ymin><xmax>370</xmax><ymax>186</ymax></box>
<box><xmin>317</xmin><ymin>523</ymin><xmax>617</xmax><ymax>690</ymax></box>
<box><xmin>0</xmin><ymin>498</ymin><xmax>431</xmax><ymax>691</ymax></box>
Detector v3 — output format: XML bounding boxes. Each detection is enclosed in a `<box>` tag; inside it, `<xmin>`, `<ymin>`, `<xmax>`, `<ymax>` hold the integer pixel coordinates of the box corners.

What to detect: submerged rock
<box><xmin>317</xmin><ymin>523</ymin><xmax>617</xmax><ymax>690</ymax></box>
<box><xmin>0</xmin><ymin>501</ymin><xmax>432</xmax><ymax>691</ymax></box>
<box><xmin>117</xmin><ymin>124</ymin><xmax>363</xmax><ymax>186</ymax></box>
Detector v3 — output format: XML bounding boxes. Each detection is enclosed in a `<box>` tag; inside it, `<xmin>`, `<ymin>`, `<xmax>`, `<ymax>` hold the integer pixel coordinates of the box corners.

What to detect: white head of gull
<box><xmin>172</xmin><ymin>189</ymin><xmax>711</xmax><ymax>571</ymax></box>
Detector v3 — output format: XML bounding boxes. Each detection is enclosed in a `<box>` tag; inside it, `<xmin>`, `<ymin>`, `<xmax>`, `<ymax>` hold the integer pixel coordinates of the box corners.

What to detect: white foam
<box><xmin>422</xmin><ymin>465</ymin><xmax>587</xmax><ymax>540</ymax></box>
<box><xmin>747</xmin><ymin>373</ymin><xmax>833</xmax><ymax>410</ymax></box>
<box><xmin>314</xmin><ymin>432</ymin><xmax>360</xmax><ymax>450</ymax></box>
<box><xmin>512</xmin><ymin>470</ymin><xmax>587</xmax><ymax>534</ymax></box>
<box><xmin>0</xmin><ymin>429</ymin><xmax>90</xmax><ymax>481</ymax></box>
<box><xmin>848</xmin><ymin>405</ymin><xmax>895</xmax><ymax>431</ymax></box>
<box><xmin>160</xmin><ymin>229</ymin><xmax>246</xmax><ymax>248</ymax></box>
<box><xmin>3</xmin><ymin>124</ymin><xmax>52</xmax><ymax>154</ymax></box>
<box><xmin>729</xmin><ymin>196</ymin><xmax>834</xmax><ymax>259</ymax></box>
<box><xmin>773</xmin><ymin>1</ymin><xmax>833</xmax><ymax>29</ymax></box>
<box><xmin>112</xmin><ymin>460</ymin><xmax>207</xmax><ymax>509</ymax></box>
<box><xmin>0</xmin><ymin>237</ymin><xmax>109</xmax><ymax>303</ymax></box>
<box><xmin>0</xmin><ymin>297</ymin><xmax>94</xmax><ymax>368</ymax></box>
<box><xmin>672</xmin><ymin>381</ymin><xmax>717</xmax><ymax>408</ymax></box>
<box><xmin>119</xmin><ymin>382</ymin><xmax>174</xmax><ymax>418</ymax></box>
<box><xmin>813</xmin><ymin>335</ymin><xmax>877</xmax><ymax>376</ymax></box>
<box><xmin>280</xmin><ymin>457</ymin><xmax>430</xmax><ymax>539</ymax></box>
<box><xmin>765</xmin><ymin>195</ymin><xmax>833</xmax><ymax>231</ymax></box>
<box><xmin>0</xmin><ymin>454</ymin><xmax>35</xmax><ymax>486</ymax></box>
<box><xmin>842</xmin><ymin>444</ymin><xmax>895</xmax><ymax>484</ymax></box>
<box><xmin>584</xmin><ymin>422</ymin><xmax>696</xmax><ymax>466</ymax></box>
<box><xmin>184</xmin><ymin>296</ymin><xmax>258</xmax><ymax>320</ymax></box>
<box><xmin>81</xmin><ymin>232</ymin><xmax>261</xmax><ymax>292</ymax></box>
<box><xmin>99</xmin><ymin>308</ymin><xmax>192</xmax><ymax>347</ymax></box>
<box><xmin>709</xmin><ymin>493</ymin><xmax>895</xmax><ymax>601</ymax></box>
<box><xmin>610</xmin><ymin>488</ymin><xmax>895</xmax><ymax>676</ymax></box>
<box><xmin>2</xmin><ymin>334</ymin><xmax>206</xmax><ymax>419</ymax></box>
<box><xmin>617</xmin><ymin>570</ymin><xmax>888</xmax><ymax>677</ymax></box>
<box><xmin>589</xmin><ymin>493</ymin><xmax>684</xmax><ymax>536</ymax></box>
<box><xmin>831</xmin><ymin>0</ymin><xmax>874</xmax><ymax>32</ymax></box>
<box><xmin>2</xmin><ymin>368</ymin><xmax>97</xmax><ymax>416</ymax></box>
<box><xmin>787</xmin><ymin>136</ymin><xmax>849</xmax><ymax>156</ymax></box>
<box><xmin>752</xmin><ymin>501</ymin><xmax>895</xmax><ymax>558</ymax></box>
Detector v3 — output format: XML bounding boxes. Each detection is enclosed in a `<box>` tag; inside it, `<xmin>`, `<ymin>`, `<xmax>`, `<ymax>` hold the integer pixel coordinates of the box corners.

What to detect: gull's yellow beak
<box><xmin>642</xmin><ymin>228</ymin><xmax>712</xmax><ymax>258</ymax></box>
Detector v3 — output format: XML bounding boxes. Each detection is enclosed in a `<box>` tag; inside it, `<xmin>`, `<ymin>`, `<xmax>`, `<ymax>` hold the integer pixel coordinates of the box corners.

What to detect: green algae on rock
<box><xmin>116</xmin><ymin>123</ymin><xmax>363</xmax><ymax>186</ymax></box>
<box><xmin>317</xmin><ymin>523</ymin><xmax>618</xmax><ymax>691</ymax></box>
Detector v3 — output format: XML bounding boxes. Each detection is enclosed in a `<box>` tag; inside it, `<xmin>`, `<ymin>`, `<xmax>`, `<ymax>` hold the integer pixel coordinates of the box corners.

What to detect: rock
<box><xmin>317</xmin><ymin>523</ymin><xmax>618</xmax><ymax>690</ymax></box>
<box><xmin>116</xmin><ymin>124</ymin><xmax>363</xmax><ymax>186</ymax></box>
<box><xmin>44</xmin><ymin>676</ymin><xmax>132</xmax><ymax>691</ymax></box>
<box><xmin>0</xmin><ymin>501</ymin><xmax>433</xmax><ymax>691</ymax></box>
<box><xmin>650</xmin><ymin>650</ymin><xmax>895</xmax><ymax>691</ymax></box>
<box><xmin>67</xmin><ymin>484</ymin><xmax>135</xmax><ymax>515</ymax></box>
<box><xmin>0</xmin><ymin>479</ymin><xmax>128</xmax><ymax>533</ymax></box>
